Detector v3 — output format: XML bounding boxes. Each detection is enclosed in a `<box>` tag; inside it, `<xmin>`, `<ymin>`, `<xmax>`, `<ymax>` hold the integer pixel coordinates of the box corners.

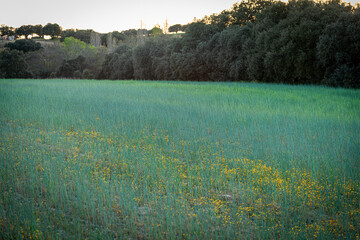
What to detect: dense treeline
<box><xmin>0</xmin><ymin>23</ymin><xmax>62</xmax><ymax>40</ymax></box>
<box><xmin>98</xmin><ymin>0</ymin><xmax>360</xmax><ymax>87</ymax></box>
<box><xmin>0</xmin><ymin>0</ymin><xmax>359</xmax><ymax>88</ymax></box>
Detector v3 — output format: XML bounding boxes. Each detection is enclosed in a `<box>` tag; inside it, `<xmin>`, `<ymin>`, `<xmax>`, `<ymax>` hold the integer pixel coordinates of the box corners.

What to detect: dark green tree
<box><xmin>122</xmin><ymin>29</ymin><xmax>138</xmax><ymax>38</ymax></box>
<box><xmin>317</xmin><ymin>12</ymin><xmax>360</xmax><ymax>88</ymax></box>
<box><xmin>0</xmin><ymin>25</ymin><xmax>15</xmax><ymax>37</ymax></box>
<box><xmin>151</xmin><ymin>36</ymin><xmax>174</xmax><ymax>80</ymax></box>
<box><xmin>61</xmin><ymin>29</ymin><xmax>98</xmax><ymax>44</ymax></box>
<box><xmin>32</xmin><ymin>24</ymin><xmax>43</xmax><ymax>38</ymax></box>
<box><xmin>72</xmin><ymin>29</ymin><xmax>94</xmax><ymax>43</ymax></box>
<box><xmin>112</xmin><ymin>31</ymin><xmax>125</xmax><ymax>42</ymax></box>
<box><xmin>132</xmin><ymin>36</ymin><xmax>174</xmax><ymax>80</ymax></box>
<box><xmin>98</xmin><ymin>45</ymin><xmax>134</xmax><ymax>79</ymax></box>
<box><xmin>230</xmin><ymin>0</ymin><xmax>275</xmax><ymax>25</ymax></box>
<box><xmin>185</xmin><ymin>22</ymin><xmax>217</xmax><ymax>41</ymax></box>
<box><xmin>100</xmin><ymin>33</ymin><xmax>108</xmax><ymax>46</ymax></box>
<box><xmin>43</xmin><ymin>23</ymin><xmax>62</xmax><ymax>39</ymax></box>
<box><xmin>151</xmin><ymin>25</ymin><xmax>163</xmax><ymax>37</ymax></box>
<box><xmin>15</xmin><ymin>25</ymin><xmax>33</xmax><ymax>39</ymax></box>
<box><xmin>217</xmin><ymin>24</ymin><xmax>252</xmax><ymax>81</ymax></box>
<box><xmin>61</xmin><ymin>29</ymin><xmax>77</xmax><ymax>40</ymax></box>
<box><xmin>132</xmin><ymin>41</ymin><xmax>155</xmax><ymax>79</ymax></box>
<box><xmin>246</xmin><ymin>0</ymin><xmax>330</xmax><ymax>84</ymax></box>
<box><xmin>5</xmin><ymin>39</ymin><xmax>41</xmax><ymax>53</ymax></box>
<box><xmin>168</xmin><ymin>24</ymin><xmax>182</xmax><ymax>33</ymax></box>
<box><xmin>25</xmin><ymin>43</ymin><xmax>68</xmax><ymax>78</ymax></box>
<box><xmin>56</xmin><ymin>55</ymin><xmax>86</xmax><ymax>78</ymax></box>
<box><xmin>0</xmin><ymin>49</ymin><xmax>32</xmax><ymax>78</ymax></box>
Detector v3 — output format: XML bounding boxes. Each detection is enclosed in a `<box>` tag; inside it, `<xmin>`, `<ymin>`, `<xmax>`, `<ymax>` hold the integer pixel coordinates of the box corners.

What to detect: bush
<box><xmin>5</xmin><ymin>39</ymin><xmax>41</xmax><ymax>53</ymax></box>
<box><xmin>82</xmin><ymin>69</ymin><xmax>92</xmax><ymax>79</ymax></box>
<box><xmin>73</xmin><ymin>70</ymin><xmax>82</xmax><ymax>79</ymax></box>
<box><xmin>98</xmin><ymin>45</ymin><xmax>133</xmax><ymax>79</ymax></box>
<box><xmin>25</xmin><ymin>43</ymin><xmax>68</xmax><ymax>79</ymax></box>
<box><xmin>0</xmin><ymin>49</ymin><xmax>32</xmax><ymax>78</ymax></box>
<box><xmin>326</xmin><ymin>65</ymin><xmax>360</xmax><ymax>88</ymax></box>
<box><xmin>56</xmin><ymin>55</ymin><xmax>86</xmax><ymax>78</ymax></box>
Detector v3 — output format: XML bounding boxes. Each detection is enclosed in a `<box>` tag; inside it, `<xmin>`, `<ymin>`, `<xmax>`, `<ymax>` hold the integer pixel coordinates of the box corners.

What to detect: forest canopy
<box><xmin>0</xmin><ymin>0</ymin><xmax>359</xmax><ymax>88</ymax></box>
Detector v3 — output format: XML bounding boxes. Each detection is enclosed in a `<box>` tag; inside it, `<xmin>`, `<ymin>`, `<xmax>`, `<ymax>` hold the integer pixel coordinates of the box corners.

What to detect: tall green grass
<box><xmin>0</xmin><ymin>79</ymin><xmax>359</xmax><ymax>239</ymax></box>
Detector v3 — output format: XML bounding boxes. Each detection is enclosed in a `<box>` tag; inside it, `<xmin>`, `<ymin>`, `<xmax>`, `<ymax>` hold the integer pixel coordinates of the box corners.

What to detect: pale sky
<box><xmin>1</xmin><ymin>0</ymin><xmax>359</xmax><ymax>33</ymax></box>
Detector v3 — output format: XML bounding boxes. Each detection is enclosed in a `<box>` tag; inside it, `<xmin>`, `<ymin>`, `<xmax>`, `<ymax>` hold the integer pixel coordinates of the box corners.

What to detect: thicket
<box><xmin>4</xmin><ymin>39</ymin><xmax>41</xmax><ymax>53</ymax></box>
<box><xmin>0</xmin><ymin>49</ymin><xmax>32</xmax><ymax>78</ymax></box>
<box><xmin>0</xmin><ymin>0</ymin><xmax>359</xmax><ymax>87</ymax></box>
<box><xmin>0</xmin><ymin>37</ymin><xmax>106</xmax><ymax>79</ymax></box>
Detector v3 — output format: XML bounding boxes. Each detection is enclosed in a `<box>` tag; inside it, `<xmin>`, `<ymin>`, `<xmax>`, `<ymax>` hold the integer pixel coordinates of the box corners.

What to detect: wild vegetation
<box><xmin>0</xmin><ymin>0</ymin><xmax>359</xmax><ymax>87</ymax></box>
<box><xmin>1</xmin><ymin>79</ymin><xmax>359</xmax><ymax>239</ymax></box>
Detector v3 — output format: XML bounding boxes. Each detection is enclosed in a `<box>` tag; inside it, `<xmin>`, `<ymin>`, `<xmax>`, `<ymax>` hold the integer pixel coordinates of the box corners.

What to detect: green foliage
<box><xmin>73</xmin><ymin>29</ymin><xmax>93</xmax><ymax>43</ymax></box>
<box><xmin>122</xmin><ymin>29</ymin><xmax>137</xmax><ymax>38</ymax></box>
<box><xmin>5</xmin><ymin>39</ymin><xmax>41</xmax><ymax>53</ymax></box>
<box><xmin>98</xmin><ymin>45</ymin><xmax>133</xmax><ymax>79</ymax></box>
<box><xmin>183</xmin><ymin>22</ymin><xmax>218</xmax><ymax>46</ymax></box>
<box><xmin>132</xmin><ymin>37</ymin><xmax>174</xmax><ymax>80</ymax></box>
<box><xmin>111</xmin><ymin>31</ymin><xmax>125</xmax><ymax>42</ymax></box>
<box><xmin>62</xmin><ymin>37</ymin><xmax>94</xmax><ymax>58</ymax></box>
<box><xmin>151</xmin><ymin>25</ymin><xmax>163</xmax><ymax>37</ymax></box>
<box><xmin>317</xmin><ymin>12</ymin><xmax>360</xmax><ymax>88</ymax></box>
<box><xmin>168</xmin><ymin>24</ymin><xmax>182</xmax><ymax>33</ymax></box>
<box><xmin>326</xmin><ymin>64</ymin><xmax>360</xmax><ymax>88</ymax></box>
<box><xmin>43</xmin><ymin>23</ymin><xmax>62</xmax><ymax>39</ymax></box>
<box><xmin>2</xmin><ymin>24</ymin><xmax>43</xmax><ymax>39</ymax></box>
<box><xmin>61</xmin><ymin>37</ymin><xmax>106</xmax><ymax>78</ymax></box>
<box><xmin>3</xmin><ymin>0</ymin><xmax>360</xmax><ymax>87</ymax></box>
<box><xmin>25</xmin><ymin>42</ymin><xmax>68</xmax><ymax>78</ymax></box>
<box><xmin>0</xmin><ymin>25</ymin><xmax>15</xmax><ymax>37</ymax></box>
<box><xmin>73</xmin><ymin>69</ymin><xmax>82</xmax><ymax>79</ymax></box>
<box><xmin>13</xmin><ymin>25</ymin><xmax>43</xmax><ymax>39</ymax></box>
<box><xmin>154</xmin><ymin>0</ymin><xmax>358</xmax><ymax>86</ymax></box>
<box><xmin>15</xmin><ymin>25</ymin><xmax>33</xmax><ymax>39</ymax></box>
<box><xmin>84</xmin><ymin>47</ymin><xmax>107</xmax><ymax>79</ymax></box>
<box><xmin>100</xmin><ymin>33</ymin><xmax>107</xmax><ymax>46</ymax></box>
<box><xmin>0</xmin><ymin>49</ymin><xmax>32</xmax><ymax>78</ymax></box>
<box><xmin>230</xmin><ymin>0</ymin><xmax>275</xmax><ymax>25</ymax></box>
<box><xmin>52</xmin><ymin>37</ymin><xmax>106</xmax><ymax>79</ymax></box>
<box><xmin>56</xmin><ymin>55</ymin><xmax>86</xmax><ymax>78</ymax></box>
<box><xmin>61</xmin><ymin>29</ymin><xmax>94</xmax><ymax>44</ymax></box>
<box><xmin>32</xmin><ymin>24</ymin><xmax>43</xmax><ymax>37</ymax></box>
<box><xmin>92</xmin><ymin>0</ymin><xmax>358</xmax><ymax>87</ymax></box>
<box><xmin>82</xmin><ymin>69</ymin><xmax>92</xmax><ymax>79</ymax></box>
<box><xmin>60</xmin><ymin>29</ymin><xmax>77</xmax><ymax>40</ymax></box>
<box><xmin>132</xmin><ymin>41</ymin><xmax>155</xmax><ymax>79</ymax></box>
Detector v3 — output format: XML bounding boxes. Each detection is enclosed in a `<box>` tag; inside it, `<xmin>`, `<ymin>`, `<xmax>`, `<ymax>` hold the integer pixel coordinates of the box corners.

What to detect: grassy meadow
<box><xmin>0</xmin><ymin>79</ymin><xmax>359</xmax><ymax>239</ymax></box>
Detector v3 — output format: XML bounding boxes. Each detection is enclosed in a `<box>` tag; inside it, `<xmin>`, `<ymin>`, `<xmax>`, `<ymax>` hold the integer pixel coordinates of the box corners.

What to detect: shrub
<box><xmin>56</xmin><ymin>55</ymin><xmax>86</xmax><ymax>78</ymax></box>
<box><xmin>5</xmin><ymin>39</ymin><xmax>41</xmax><ymax>53</ymax></box>
<box><xmin>0</xmin><ymin>49</ymin><xmax>32</xmax><ymax>78</ymax></box>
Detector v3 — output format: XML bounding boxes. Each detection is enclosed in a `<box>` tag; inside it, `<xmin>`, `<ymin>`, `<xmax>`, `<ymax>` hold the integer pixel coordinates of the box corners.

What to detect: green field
<box><xmin>0</xmin><ymin>79</ymin><xmax>359</xmax><ymax>239</ymax></box>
